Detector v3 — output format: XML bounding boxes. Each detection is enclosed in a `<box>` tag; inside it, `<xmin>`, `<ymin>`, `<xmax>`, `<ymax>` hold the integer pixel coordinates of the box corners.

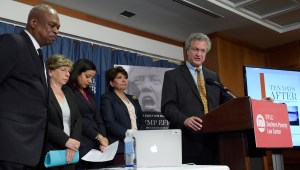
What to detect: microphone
<box><xmin>206</xmin><ymin>78</ymin><xmax>237</xmax><ymax>98</ymax></box>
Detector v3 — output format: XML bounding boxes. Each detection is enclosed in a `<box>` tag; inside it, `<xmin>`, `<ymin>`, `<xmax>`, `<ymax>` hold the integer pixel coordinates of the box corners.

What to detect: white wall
<box><xmin>0</xmin><ymin>0</ymin><xmax>183</xmax><ymax>61</ymax></box>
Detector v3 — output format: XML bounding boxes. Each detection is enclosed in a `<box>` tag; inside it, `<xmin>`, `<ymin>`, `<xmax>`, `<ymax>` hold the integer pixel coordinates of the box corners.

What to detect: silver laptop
<box><xmin>133</xmin><ymin>129</ymin><xmax>182</xmax><ymax>168</ymax></box>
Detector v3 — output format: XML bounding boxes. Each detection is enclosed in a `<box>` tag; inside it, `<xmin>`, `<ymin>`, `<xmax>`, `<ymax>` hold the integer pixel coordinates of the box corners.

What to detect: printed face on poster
<box><xmin>116</xmin><ymin>65</ymin><xmax>173</xmax><ymax>129</ymax></box>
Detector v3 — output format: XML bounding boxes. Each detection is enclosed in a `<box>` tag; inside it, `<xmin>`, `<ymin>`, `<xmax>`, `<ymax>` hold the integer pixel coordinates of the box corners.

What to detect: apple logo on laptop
<box><xmin>150</xmin><ymin>144</ymin><xmax>158</xmax><ymax>153</ymax></box>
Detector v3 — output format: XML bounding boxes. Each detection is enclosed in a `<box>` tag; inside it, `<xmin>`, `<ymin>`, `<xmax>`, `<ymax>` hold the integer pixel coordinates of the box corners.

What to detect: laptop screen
<box><xmin>133</xmin><ymin>129</ymin><xmax>182</xmax><ymax>168</ymax></box>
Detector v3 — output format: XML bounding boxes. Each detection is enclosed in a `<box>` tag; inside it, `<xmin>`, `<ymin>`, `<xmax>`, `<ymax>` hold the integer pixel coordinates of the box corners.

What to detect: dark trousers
<box><xmin>0</xmin><ymin>161</ymin><xmax>36</xmax><ymax>170</ymax></box>
<box><xmin>76</xmin><ymin>160</ymin><xmax>109</xmax><ymax>170</ymax></box>
<box><xmin>105</xmin><ymin>153</ymin><xmax>125</xmax><ymax>168</ymax></box>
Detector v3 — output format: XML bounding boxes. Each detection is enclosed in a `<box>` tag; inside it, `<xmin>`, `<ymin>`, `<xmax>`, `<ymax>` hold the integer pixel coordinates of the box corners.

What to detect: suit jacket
<box><xmin>100</xmin><ymin>91</ymin><xmax>146</xmax><ymax>153</ymax></box>
<box><xmin>42</xmin><ymin>86</ymin><xmax>81</xmax><ymax>170</ymax></box>
<box><xmin>0</xmin><ymin>31</ymin><xmax>48</xmax><ymax>166</ymax></box>
<box><xmin>71</xmin><ymin>88</ymin><xmax>106</xmax><ymax>158</ymax></box>
<box><xmin>47</xmin><ymin>86</ymin><xmax>82</xmax><ymax>150</ymax></box>
<box><xmin>161</xmin><ymin>64</ymin><xmax>232</xmax><ymax>163</ymax></box>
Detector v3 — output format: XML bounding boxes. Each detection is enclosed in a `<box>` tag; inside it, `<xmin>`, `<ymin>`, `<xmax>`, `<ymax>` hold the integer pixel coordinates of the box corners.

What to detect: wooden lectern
<box><xmin>200</xmin><ymin>96</ymin><xmax>264</xmax><ymax>170</ymax></box>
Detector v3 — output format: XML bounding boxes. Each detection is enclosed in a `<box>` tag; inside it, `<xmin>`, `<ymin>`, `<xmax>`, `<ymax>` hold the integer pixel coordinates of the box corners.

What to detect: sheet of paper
<box><xmin>81</xmin><ymin>141</ymin><xmax>119</xmax><ymax>162</ymax></box>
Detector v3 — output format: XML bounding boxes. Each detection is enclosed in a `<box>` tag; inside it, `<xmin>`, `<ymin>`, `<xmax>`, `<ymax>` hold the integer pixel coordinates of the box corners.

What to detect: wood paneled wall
<box><xmin>204</xmin><ymin>33</ymin><xmax>266</xmax><ymax>97</ymax></box>
<box><xmin>266</xmin><ymin>41</ymin><xmax>300</xmax><ymax>69</ymax></box>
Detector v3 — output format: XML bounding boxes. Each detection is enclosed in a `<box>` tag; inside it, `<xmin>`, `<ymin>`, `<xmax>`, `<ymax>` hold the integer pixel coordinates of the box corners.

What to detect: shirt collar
<box><xmin>24</xmin><ymin>30</ymin><xmax>41</xmax><ymax>51</ymax></box>
<box><xmin>185</xmin><ymin>61</ymin><xmax>202</xmax><ymax>71</ymax></box>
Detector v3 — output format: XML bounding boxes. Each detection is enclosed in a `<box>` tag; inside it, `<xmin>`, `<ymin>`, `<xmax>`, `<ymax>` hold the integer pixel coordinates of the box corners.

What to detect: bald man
<box><xmin>0</xmin><ymin>4</ymin><xmax>60</xmax><ymax>169</ymax></box>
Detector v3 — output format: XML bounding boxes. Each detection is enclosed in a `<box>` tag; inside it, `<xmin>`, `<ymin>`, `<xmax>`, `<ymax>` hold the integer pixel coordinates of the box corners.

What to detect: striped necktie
<box><xmin>196</xmin><ymin>68</ymin><xmax>208</xmax><ymax>114</ymax></box>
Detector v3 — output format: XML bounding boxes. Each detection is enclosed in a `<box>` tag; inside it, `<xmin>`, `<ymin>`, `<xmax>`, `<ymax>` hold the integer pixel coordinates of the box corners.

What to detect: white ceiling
<box><xmin>43</xmin><ymin>0</ymin><xmax>300</xmax><ymax>49</ymax></box>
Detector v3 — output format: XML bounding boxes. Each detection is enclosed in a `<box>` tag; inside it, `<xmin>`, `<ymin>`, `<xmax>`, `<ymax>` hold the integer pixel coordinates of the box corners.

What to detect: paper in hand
<box><xmin>81</xmin><ymin>141</ymin><xmax>119</xmax><ymax>162</ymax></box>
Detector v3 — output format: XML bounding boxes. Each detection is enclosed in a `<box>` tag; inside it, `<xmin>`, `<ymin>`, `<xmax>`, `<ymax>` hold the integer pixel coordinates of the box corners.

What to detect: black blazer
<box><xmin>100</xmin><ymin>91</ymin><xmax>146</xmax><ymax>153</ymax></box>
<box><xmin>42</xmin><ymin>86</ymin><xmax>82</xmax><ymax>170</ymax></box>
<box><xmin>0</xmin><ymin>31</ymin><xmax>48</xmax><ymax>166</ymax></box>
<box><xmin>47</xmin><ymin>86</ymin><xmax>82</xmax><ymax>150</ymax></box>
<box><xmin>71</xmin><ymin>89</ymin><xmax>106</xmax><ymax>158</ymax></box>
<box><xmin>161</xmin><ymin>64</ymin><xmax>233</xmax><ymax>162</ymax></box>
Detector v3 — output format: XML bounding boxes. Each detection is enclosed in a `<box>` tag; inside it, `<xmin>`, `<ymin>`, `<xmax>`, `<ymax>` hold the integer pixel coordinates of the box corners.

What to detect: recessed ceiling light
<box><xmin>120</xmin><ymin>11</ymin><xmax>136</xmax><ymax>18</ymax></box>
<box><xmin>173</xmin><ymin>0</ymin><xmax>223</xmax><ymax>18</ymax></box>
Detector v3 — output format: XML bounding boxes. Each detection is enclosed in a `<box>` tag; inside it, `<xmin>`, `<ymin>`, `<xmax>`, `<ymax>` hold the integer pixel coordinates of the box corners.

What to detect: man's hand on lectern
<box><xmin>184</xmin><ymin>116</ymin><xmax>203</xmax><ymax>131</ymax></box>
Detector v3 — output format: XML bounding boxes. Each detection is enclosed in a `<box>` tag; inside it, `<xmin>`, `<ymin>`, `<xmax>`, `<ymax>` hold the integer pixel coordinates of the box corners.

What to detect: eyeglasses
<box><xmin>190</xmin><ymin>47</ymin><xmax>208</xmax><ymax>54</ymax></box>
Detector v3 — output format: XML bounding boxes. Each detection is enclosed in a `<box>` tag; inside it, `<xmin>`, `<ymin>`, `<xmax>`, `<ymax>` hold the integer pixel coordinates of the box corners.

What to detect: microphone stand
<box><xmin>206</xmin><ymin>78</ymin><xmax>237</xmax><ymax>99</ymax></box>
<box><xmin>225</xmin><ymin>89</ymin><xmax>237</xmax><ymax>99</ymax></box>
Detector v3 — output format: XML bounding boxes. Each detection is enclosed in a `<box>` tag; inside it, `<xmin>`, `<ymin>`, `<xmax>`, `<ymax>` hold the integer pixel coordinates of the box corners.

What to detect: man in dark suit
<box><xmin>161</xmin><ymin>33</ymin><xmax>233</xmax><ymax>165</ymax></box>
<box><xmin>0</xmin><ymin>4</ymin><xmax>60</xmax><ymax>169</ymax></box>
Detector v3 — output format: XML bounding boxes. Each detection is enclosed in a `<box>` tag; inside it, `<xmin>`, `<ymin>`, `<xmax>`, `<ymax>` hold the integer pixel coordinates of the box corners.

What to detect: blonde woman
<box><xmin>43</xmin><ymin>54</ymin><xmax>82</xmax><ymax>170</ymax></box>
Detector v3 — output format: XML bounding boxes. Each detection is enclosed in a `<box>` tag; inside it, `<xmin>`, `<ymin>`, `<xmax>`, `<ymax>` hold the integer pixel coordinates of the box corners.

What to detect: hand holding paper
<box><xmin>82</xmin><ymin>141</ymin><xmax>119</xmax><ymax>162</ymax></box>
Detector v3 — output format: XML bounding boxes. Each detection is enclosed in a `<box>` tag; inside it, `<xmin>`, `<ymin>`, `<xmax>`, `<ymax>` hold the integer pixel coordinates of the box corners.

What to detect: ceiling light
<box><xmin>120</xmin><ymin>11</ymin><xmax>136</xmax><ymax>18</ymax></box>
<box><xmin>173</xmin><ymin>0</ymin><xmax>224</xmax><ymax>18</ymax></box>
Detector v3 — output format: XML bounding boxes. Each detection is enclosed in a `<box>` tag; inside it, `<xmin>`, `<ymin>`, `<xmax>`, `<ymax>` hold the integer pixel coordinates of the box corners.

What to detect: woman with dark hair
<box><xmin>67</xmin><ymin>59</ymin><xmax>108</xmax><ymax>169</ymax></box>
<box><xmin>101</xmin><ymin>66</ymin><xmax>146</xmax><ymax>165</ymax></box>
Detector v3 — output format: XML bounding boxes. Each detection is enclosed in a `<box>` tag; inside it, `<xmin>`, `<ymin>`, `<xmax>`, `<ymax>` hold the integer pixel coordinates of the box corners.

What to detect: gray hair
<box><xmin>184</xmin><ymin>33</ymin><xmax>211</xmax><ymax>52</ymax></box>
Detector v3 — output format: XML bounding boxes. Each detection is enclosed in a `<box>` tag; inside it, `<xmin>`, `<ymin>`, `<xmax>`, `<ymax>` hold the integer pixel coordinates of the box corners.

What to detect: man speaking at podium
<box><xmin>161</xmin><ymin>33</ymin><xmax>233</xmax><ymax>165</ymax></box>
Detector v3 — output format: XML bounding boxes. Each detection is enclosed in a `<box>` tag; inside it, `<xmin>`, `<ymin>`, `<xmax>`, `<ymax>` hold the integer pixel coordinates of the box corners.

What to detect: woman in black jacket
<box><xmin>67</xmin><ymin>59</ymin><xmax>108</xmax><ymax>169</ymax></box>
<box><xmin>43</xmin><ymin>54</ymin><xmax>82</xmax><ymax>170</ymax></box>
<box><xmin>101</xmin><ymin>66</ymin><xmax>146</xmax><ymax>165</ymax></box>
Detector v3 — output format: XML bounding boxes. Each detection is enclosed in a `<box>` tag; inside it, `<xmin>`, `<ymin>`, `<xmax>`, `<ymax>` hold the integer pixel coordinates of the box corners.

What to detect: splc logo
<box><xmin>256</xmin><ymin>114</ymin><xmax>266</xmax><ymax>132</ymax></box>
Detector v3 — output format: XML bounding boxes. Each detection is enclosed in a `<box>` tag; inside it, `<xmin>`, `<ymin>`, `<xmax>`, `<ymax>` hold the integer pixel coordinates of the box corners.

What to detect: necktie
<box><xmin>37</xmin><ymin>48</ymin><xmax>44</xmax><ymax>64</ymax></box>
<box><xmin>196</xmin><ymin>68</ymin><xmax>208</xmax><ymax>114</ymax></box>
<box><xmin>37</xmin><ymin>48</ymin><xmax>48</xmax><ymax>86</ymax></box>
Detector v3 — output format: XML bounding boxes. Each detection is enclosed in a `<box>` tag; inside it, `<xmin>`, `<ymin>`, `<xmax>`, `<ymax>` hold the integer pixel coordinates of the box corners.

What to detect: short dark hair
<box><xmin>68</xmin><ymin>59</ymin><xmax>96</xmax><ymax>92</ymax></box>
<box><xmin>106</xmin><ymin>66</ymin><xmax>128</xmax><ymax>91</ymax></box>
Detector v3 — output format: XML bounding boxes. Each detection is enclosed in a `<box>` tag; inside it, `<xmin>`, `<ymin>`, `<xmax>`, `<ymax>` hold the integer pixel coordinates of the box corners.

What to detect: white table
<box><xmin>98</xmin><ymin>164</ymin><xmax>230</xmax><ymax>170</ymax></box>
